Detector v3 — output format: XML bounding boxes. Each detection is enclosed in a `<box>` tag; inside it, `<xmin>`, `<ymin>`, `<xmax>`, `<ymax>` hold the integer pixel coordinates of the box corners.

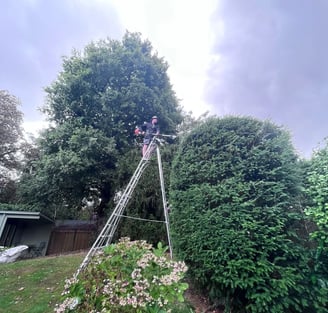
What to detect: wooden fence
<box><xmin>46</xmin><ymin>224</ymin><xmax>96</xmax><ymax>255</ymax></box>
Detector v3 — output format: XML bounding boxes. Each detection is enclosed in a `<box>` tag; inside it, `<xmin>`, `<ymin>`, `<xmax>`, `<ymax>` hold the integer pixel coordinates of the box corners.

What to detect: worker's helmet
<box><xmin>152</xmin><ymin>115</ymin><xmax>158</xmax><ymax>119</ymax></box>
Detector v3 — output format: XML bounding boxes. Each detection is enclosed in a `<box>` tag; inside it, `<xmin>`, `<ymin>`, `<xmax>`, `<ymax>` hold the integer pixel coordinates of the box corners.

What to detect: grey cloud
<box><xmin>0</xmin><ymin>0</ymin><xmax>122</xmax><ymax>121</ymax></box>
<box><xmin>206</xmin><ymin>0</ymin><xmax>328</xmax><ymax>157</ymax></box>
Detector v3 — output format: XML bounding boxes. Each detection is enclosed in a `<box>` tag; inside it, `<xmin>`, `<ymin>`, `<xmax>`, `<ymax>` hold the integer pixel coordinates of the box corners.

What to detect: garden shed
<box><xmin>0</xmin><ymin>210</ymin><xmax>54</xmax><ymax>257</ymax></box>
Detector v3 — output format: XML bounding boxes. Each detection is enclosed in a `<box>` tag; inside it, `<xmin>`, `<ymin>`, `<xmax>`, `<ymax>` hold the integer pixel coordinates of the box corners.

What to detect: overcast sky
<box><xmin>1</xmin><ymin>0</ymin><xmax>327</xmax><ymax>158</ymax></box>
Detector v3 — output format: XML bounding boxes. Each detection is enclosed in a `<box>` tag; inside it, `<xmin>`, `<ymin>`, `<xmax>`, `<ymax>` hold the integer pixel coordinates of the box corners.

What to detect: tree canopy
<box><xmin>0</xmin><ymin>90</ymin><xmax>23</xmax><ymax>171</ymax></box>
<box><xmin>43</xmin><ymin>32</ymin><xmax>182</xmax><ymax>147</ymax></box>
<box><xmin>18</xmin><ymin>32</ymin><xmax>183</xmax><ymax>219</ymax></box>
<box><xmin>0</xmin><ymin>90</ymin><xmax>24</xmax><ymax>202</ymax></box>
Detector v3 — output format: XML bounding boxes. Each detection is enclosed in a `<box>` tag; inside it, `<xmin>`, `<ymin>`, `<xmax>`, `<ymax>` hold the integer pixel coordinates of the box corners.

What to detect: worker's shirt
<box><xmin>142</xmin><ymin>122</ymin><xmax>159</xmax><ymax>138</ymax></box>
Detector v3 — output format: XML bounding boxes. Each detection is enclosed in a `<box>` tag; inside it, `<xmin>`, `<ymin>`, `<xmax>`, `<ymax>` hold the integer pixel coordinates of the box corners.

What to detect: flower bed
<box><xmin>55</xmin><ymin>238</ymin><xmax>189</xmax><ymax>313</ymax></box>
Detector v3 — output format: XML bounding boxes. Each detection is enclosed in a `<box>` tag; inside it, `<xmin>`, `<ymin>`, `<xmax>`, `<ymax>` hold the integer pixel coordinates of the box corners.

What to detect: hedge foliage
<box><xmin>306</xmin><ymin>139</ymin><xmax>328</xmax><ymax>252</ymax></box>
<box><xmin>170</xmin><ymin>116</ymin><xmax>325</xmax><ymax>312</ymax></box>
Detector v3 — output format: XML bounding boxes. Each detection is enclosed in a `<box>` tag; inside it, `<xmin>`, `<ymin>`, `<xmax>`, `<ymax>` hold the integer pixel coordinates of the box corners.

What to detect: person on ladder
<box><xmin>135</xmin><ymin>116</ymin><xmax>160</xmax><ymax>158</ymax></box>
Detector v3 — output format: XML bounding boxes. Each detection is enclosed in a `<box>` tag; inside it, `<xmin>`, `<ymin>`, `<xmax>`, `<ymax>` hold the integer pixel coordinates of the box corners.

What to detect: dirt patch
<box><xmin>184</xmin><ymin>282</ymin><xmax>224</xmax><ymax>313</ymax></box>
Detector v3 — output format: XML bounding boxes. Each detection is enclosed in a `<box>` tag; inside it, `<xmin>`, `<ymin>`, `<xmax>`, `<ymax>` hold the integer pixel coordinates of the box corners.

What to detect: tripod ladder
<box><xmin>74</xmin><ymin>136</ymin><xmax>172</xmax><ymax>278</ymax></box>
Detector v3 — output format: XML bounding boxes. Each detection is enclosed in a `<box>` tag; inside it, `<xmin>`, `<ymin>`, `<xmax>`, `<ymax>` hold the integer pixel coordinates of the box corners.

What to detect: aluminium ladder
<box><xmin>75</xmin><ymin>136</ymin><xmax>172</xmax><ymax>278</ymax></box>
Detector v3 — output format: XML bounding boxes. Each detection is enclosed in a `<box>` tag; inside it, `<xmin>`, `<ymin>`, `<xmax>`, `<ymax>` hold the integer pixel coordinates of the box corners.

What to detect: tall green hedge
<box><xmin>306</xmin><ymin>140</ymin><xmax>328</xmax><ymax>253</ymax></box>
<box><xmin>304</xmin><ymin>141</ymin><xmax>328</xmax><ymax>312</ymax></box>
<box><xmin>169</xmin><ymin>116</ymin><xmax>318</xmax><ymax>312</ymax></box>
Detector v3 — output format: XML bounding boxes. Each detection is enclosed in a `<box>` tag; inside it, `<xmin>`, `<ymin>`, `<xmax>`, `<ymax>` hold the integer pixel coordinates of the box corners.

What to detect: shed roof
<box><xmin>0</xmin><ymin>211</ymin><xmax>54</xmax><ymax>223</ymax></box>
<box><xmin>0</xmin><ymin>211</ymin><xmax>54</xmax><ymax>240</ymax></box>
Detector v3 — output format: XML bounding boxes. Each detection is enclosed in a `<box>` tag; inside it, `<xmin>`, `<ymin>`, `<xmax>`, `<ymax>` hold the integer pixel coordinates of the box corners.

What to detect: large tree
<box><xmin>18</xmin><ymin>32</ymin><xmax>183</xmax><ymax>219</ymax></box>
<box><xmin>170</xmin><ymin>116</ymin><xmax>321</xmax><ymax>312</ymax></box>
<box><xmin>0</xmin><ymin>90</ymin><xmax>24</xmax><ymax>202</ymax></box>
<box><xmin>43</xmin><ymin>32</ymin><xmax>181</xmax><ymax>145</ymax></box>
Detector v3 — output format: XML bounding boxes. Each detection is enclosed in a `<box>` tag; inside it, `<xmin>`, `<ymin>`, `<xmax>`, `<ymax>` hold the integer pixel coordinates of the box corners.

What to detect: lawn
<box><xmin>0</xmin><ymin>253</ymin><xmax>85</xmax><ymax>313</ymax></box>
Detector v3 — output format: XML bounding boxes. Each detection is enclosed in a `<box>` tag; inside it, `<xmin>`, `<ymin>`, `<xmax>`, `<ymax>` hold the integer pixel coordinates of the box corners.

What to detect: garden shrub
<box><xmin>55</xmin><ymin>237</ymin><xmax>189</xmax><ymax>313</ymax></box>
<box><xmin>170</xmin><ymin>116</ymin><xmax>316</xmax><ymax>312</ymax></box>
<box><xmin>306</xmin><ymin>139</ymin><xmax>328</xmax><ymax>253</ymax></box>
<box><xmin>304</xmin><ymin>141</ymin><xmax>328</xmax><ymax>312</ymax></box>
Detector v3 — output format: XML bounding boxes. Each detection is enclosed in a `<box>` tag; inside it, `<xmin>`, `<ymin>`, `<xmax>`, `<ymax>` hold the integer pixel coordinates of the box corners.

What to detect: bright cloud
<box><xmin>111</xmin><ymin>0</ymin><xmax>217</xmax><ymax>116</ymax></box>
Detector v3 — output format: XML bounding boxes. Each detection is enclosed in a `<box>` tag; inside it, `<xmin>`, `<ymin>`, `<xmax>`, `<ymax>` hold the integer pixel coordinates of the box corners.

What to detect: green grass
<box><xmin>0</xmin><ymin>253</ymin><xmax>85</xmax><ymax>313</ymax></box>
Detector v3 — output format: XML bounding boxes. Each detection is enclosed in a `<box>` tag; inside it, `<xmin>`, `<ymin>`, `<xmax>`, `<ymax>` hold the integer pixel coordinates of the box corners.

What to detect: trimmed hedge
<box><xmin>169</xmin><ymin>116</ymin><xmax>319</xmax><ymax>312</ymax></box>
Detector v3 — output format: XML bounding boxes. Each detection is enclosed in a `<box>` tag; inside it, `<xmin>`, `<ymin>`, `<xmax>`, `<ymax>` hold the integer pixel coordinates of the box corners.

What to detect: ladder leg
<box><xmin>156</xmin><ymin>146</ymin><xmax>173</xmax><ymax>259</ymax></box>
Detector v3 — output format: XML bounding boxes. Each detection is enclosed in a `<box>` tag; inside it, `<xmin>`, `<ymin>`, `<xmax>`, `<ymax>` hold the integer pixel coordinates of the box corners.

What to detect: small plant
<box><xmin>55</xmin><ymin>237</ymin><xmax>189</xmax><ymax>312</ymax></box>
